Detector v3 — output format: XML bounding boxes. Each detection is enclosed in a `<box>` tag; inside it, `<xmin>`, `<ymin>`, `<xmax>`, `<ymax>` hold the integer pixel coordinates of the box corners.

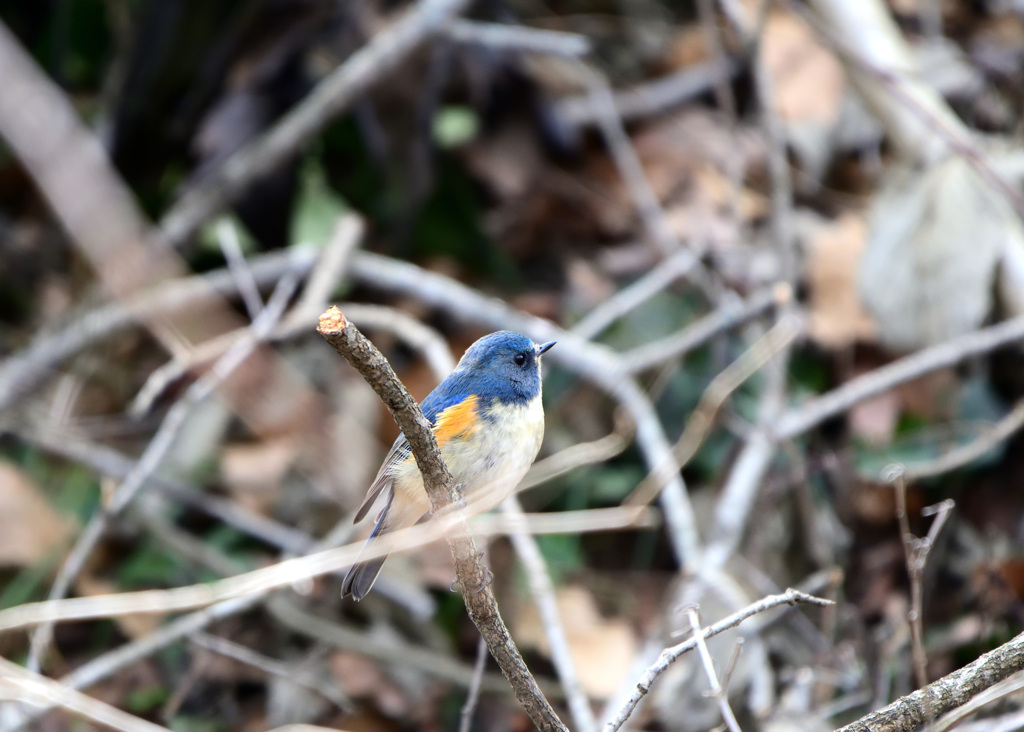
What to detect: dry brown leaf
<box><xmin>329</xmin><ymin>650</ymin><xmax>409</xmax><ymax>718</ymax></box>
<box><xmin>805</xmin><ymin>211</ymin><xmax>877</xmax><ymax>348</ymax></box>
<box><xmin>220</xmin><ymin>437</ymin><xmax>299</xmax><ymax>512</ymax></box>
<box><xmin>762</xmin><ymin>11</ymin><xmax>846</xmax><ymax>125</ymax></box>
<box><xmin>515</xmin><ymin>585</ymin><xmax>636</xmax><ymax>699</ymax></box>
<box><xmin>0</xmin><ymin>461</ymin><xmax>72</xmax><ymax>566</ymax></box>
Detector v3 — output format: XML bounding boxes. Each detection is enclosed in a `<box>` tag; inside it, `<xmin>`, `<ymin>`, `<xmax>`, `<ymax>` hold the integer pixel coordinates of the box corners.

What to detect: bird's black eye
<box><xmin>514</xmin><ymin>353</ymin><xmax>527</xmax><ymax>366</ymax></box>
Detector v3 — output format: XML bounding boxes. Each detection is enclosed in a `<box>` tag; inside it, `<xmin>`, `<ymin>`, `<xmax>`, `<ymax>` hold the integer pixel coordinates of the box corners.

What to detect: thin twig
<box><xmin>0</xmin><ymin>503</ymin><xmax>660</xmax><ymax>643</ymax></box>
<box><xmin>503</xmin><ymin>496</ymin><xmax>598</xmax><ymax>732</ymax></box>
<box><xmin>26</xmin><ymin>273</ymin><xmax>301</xmax><ymax>672</ymax></box>
<box><xmin>215</xmin><ymin>219</ymin><xmax>263</xmax><ymax>319</ymax></box>
<box><xmin>889</xmin><ymin>467</ymin><xmax>955</xmax><ymax>697</ymax></box>
<box><xmin>571</xmin><ymin>248</ymin><xmax>699</xmax><ymax>340</ymax></box>
<box><xmin>626</xmin><ymin>313</ymin><xmax>802</xmax><ymax>508</ymax></box>
<box><xmin>189</xmin><ymin>633</ymin><xmax>352</xmax><ymax>712</ymax></box>
<box><xmin>0</xmin><ymin>657</ymin><xmax>171</xmax><ymax>732</ymax></box>
<box><xmin>15</xmin><ymin>428</ymin><xmax>314</xmax><ymax>554</ymax></box>
<box><xmin>775</xmin><ymin>312</ymin><xmax>1024</xmax><ymax>441</ymax></box>
<box><xmin>604</xmin><ymin>589</ymin><xmax>832</xmax><ymax>731</ymax></box>
<box><xmin>444</xmin><ymin>20</ymin><xmax>591</xmax><ymax>57</ymax></box>
<box><xmin>576</xmin><ymin>62</ymin><xmax>684</xmax><ymax>257</ymax></box>
<box><xmin>834</xmin><ymin>630</ymin><xmax>1024</xmax><ymax>732</ymax></box>
<box><xmin>702</xmin><ymin>338</ymin><xmax>792</xmax><ymax>571</ymax></box>
<box><xmin>685</xmin><ymin>607</ymin><xmax>743</xmax><ymax>732</ymax></box>
<box><xmin>459</xmin><ymin>637</ymin><xmax>490</xmax><ymax>732</ymax></box>
<box><xmin>925</xmin><ymin>671</ymin><xmax>1024</xmax><ymax>732</ymax></box>
<box><xmin>315</xmin><ymin>307</ymin><xmax>567</xmax><ymax>731</ymax></box>
<box><xmin>892</xmin><ymin>472</ymin><xmax>928</xmax><ymax>692</ymax></box>
<box><xmin>159</xmin><ymin>0</ymin><xmax>471</xmax><ymax>249</ymax></box>
<box><xmin>554</xmin><ymin>58</ymin><xmax>740</xmax><ymax>129</ymax></box>
<box><xmin>620</xmin><ymin>285</ymin><xmax>789</xmax><ymax>373</ymax></box>
<box><xmin>0</xmin><ymin>247</ymin><xmax>315</xmax><ymax>414</ymax></box>
<box><xmin>899</xmin><ymin>399</ymin><xmax>1024</xmax><ymax>482</ymax></box>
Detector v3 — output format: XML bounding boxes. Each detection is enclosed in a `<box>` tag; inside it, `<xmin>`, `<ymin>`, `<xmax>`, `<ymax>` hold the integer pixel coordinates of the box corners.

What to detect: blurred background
<box><xmin>3</xmin><ymin>0</ymin><xmax>1024</xmax><ymax>730</ymax></box>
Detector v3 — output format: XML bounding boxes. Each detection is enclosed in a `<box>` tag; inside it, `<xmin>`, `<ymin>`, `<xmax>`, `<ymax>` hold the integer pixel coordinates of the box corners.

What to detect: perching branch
<box><xmin>315</xmin><ymin>306</ymin><xmax>567</xmax><ymax>732</ymax></box>
<box><xmin>834</xmin><ymin>630</ymin><xmax>1024</xmax><ymax>732</ymax></box>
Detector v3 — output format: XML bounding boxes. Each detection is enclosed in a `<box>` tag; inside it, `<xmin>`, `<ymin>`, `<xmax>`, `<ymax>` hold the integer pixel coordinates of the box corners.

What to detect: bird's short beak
<box><xmin>536</xmin><ymin>341</ymin><xmax>556</xmax><ymax>356</ymax></box>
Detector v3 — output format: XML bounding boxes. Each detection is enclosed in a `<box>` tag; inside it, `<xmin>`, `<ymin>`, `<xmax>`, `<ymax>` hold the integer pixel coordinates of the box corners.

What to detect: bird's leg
<box><xmin>450</xmin><ymin>546</ymin><xmax>493</xmax><ymax>594</ymax></box>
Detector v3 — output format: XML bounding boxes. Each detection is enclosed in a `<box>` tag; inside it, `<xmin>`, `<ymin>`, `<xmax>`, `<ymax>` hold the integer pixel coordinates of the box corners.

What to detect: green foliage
<box><xmin>116</xmin><ymin>536</ymin><xmax>187</xmax><ymax>589</ymax></box>
<box><xmin>5</xmin><ymin>444</ymin><xmax>101</xmax><ymax>522</ymax></box>
<box><xmin>533</xmin><ymin>534</ymin><xmax>586</xmax><ymax>583</ymax></box>
<box><xmin>853</xmin><ymin>378</ymin><xmax>1008</xmax><ymax>481</ymax></box>
<box><xmin>169</xmin><ymin>716</ymin><xmax>227</xmax><ymax>732</ymax></box>
<box><xmin>0</xmin><ymin>553</ymin><xmax>61</xmax><ymax>609</ymax></box>
<box><xmin>290</xmin><ymin>156</ymin><xmax>349</xmax><ymax>248</ymax></box>
<box><xmin>598</xmin><ymin>290</ymin><xmax>701</xmax><ymax>351</ymax></box>
<box><xmin>126</xmin><ymin>684</ymin><xmax>170</xmax><ymax>713</ymax></box>
<box><xmin>197</xmin><ymin>216</ymin><xmax>258</xmax><ymax>257</ymax></box>
<box><xmin>433</xmin><ymin>106</ymin><xmax>480</xmax><ymax>149</ymax></box>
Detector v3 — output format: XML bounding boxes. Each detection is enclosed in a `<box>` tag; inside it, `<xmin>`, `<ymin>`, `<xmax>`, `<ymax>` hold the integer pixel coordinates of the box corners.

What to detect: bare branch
<box><xmin>605</xmin><ymin>589</ymin><xmax>832</xmax><ymax>731</ymax></box>
<box><xmin>834</xmin><ymin>631</ymin><xmax>1024</xmax><ymax>732</ymax></box>
<box><xmin>776</xmin><ymin>312</ymin><xmax>1024</xmax><ymax>441</ymax></box>
<box><xmin>159</xmin><ymin>0</ymin><xmax>471</xmax><ymax>249</ymax></box>
<box><xmin>504</xmin><ymin>497</ymin><xmax>598</xmax><ymax>732</ymax></box>
<box><xmin>444</xmin><ymin>20</ymin><xmax>591</xmax><ymax>57</ymax></box>
<box><xmin>26</xmin><ymin>274</ymin><xmax>301</xmax><ymax>671</ymax></box>
<box><xmin>685</xmin><ymin>607</ymin><xmax>743</xmax><ymax>732</ymax></box>
<box><xmin>0</xmin><ymin>657</ymin><xmax>171</xmax><ymax>732</ymax></box>
<box><xmin>459</xmin><ymin>637</ymin><xmax>490</xmax><ymax>732</ymax></box>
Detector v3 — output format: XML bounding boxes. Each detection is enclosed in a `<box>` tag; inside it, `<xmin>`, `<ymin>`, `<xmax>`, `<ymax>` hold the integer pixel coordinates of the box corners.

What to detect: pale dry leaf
<box><xmin>220</xmin><ymin>437</ymin><xmax>299</xmax><ymax>512</ymax></box>
<box><xmin>805</xmin><ymin>211</ymin><xmax>877</xmax><ymax>348</ymax></box>
<box><xmin>329</xmin><ymin>650</ymin><xmax>409</xmax><ymax>718</ymax></box>
<box><xmin>848</xmin><ymin>391</ymin><xmax>900</xmax><ymax>446</ymax></box>
<box><xmin>860</xmin><ymin>158</ymin><xmax>1019</xmax><ymax>349</ymax></box>
<box><xmin>515</xmin><ymin>585</ymin><xmax>636</xmax><ymax>699</ymax></box>
<box><xmin>0</xmin><ymin>461</ymin><xmax>72</xmax><ymax>566</ymax></box>
<box><xmin>761</xmin><ymin>11</ymin><xmax>846</xmax><ymax>125</ymax></box>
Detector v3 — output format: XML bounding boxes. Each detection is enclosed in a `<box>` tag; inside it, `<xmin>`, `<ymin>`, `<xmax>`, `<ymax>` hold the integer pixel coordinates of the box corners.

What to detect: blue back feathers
<box><xmin>421</xmin><ymin>331</ymin><xmax>544</xmax><ymax>420</ymax></box>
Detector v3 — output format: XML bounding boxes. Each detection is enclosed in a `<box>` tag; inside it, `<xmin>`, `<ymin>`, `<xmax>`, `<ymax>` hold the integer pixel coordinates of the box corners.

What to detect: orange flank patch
<box><xmin>433</xmin><ymin>395</ymin><xmax>480</xmax><ymax>446</ymax></box>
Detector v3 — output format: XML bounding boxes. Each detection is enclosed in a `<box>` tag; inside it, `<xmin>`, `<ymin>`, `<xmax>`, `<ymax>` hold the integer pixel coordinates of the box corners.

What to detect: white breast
<box><xmin>391</xmin><ymin>396</ymin><xmax>545</xmax><ymax>524</ymax></box>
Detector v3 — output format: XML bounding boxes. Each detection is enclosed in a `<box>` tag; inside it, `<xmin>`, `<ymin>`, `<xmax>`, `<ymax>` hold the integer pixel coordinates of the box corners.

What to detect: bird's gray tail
<box><xmin>341</xmin><ymin>492</ymin><xmax>392</xmax><ymax>601</ymax></box>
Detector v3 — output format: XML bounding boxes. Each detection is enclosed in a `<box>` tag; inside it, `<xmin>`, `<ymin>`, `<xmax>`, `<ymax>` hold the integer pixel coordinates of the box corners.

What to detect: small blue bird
<box><xmin>342</xmin><ymin>331</ymin><xmax>555</xmax><ymax>601</ymax></box>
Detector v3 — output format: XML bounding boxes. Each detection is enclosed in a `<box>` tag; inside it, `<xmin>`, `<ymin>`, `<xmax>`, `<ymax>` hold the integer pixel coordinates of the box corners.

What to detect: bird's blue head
<box><xmin>452</xmin><ymin>331</ymin><xmax>555</xmax><ymax>406</ymax></box>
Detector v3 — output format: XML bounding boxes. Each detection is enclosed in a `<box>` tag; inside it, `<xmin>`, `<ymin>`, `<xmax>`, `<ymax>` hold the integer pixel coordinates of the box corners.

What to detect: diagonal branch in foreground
<box><xmin>315</xmin><ymin>306</ymin><xmax>567</xmax><ymax>732</ymax></box>
<box><xmin>834</xmin><ymin>630</ymin><xmax>1024</xmax><ymax>732</ymax></box>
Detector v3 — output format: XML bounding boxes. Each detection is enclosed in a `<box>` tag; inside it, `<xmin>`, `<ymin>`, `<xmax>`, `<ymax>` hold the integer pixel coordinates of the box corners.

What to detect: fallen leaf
<box><xmin>762</xmin><ymin>11</ymin><xmax>846</xmax><ymax>125</ymax></box>
<box><xmin>329</xmin><ymin>651</ymin><xmax>409</xmax><ymax>718</ymax></box>
<box><xmin>515</xmin><ymin>585</ymin><xmax>636</xmax><ymax>699</ymax></box>
<box><xmin>805</xmin><ymin>211</ymin><xmax>877</xmax><ymax>348</ymax></box>
<box><xmin>220</xmin><ymin>437</ymin><xmax>299</xmax><ymax>512</ymax></box>
<box><xmin>0</xmin><ymin>461</ymin><xmax>72</xmax><ymax>566</ymax></box>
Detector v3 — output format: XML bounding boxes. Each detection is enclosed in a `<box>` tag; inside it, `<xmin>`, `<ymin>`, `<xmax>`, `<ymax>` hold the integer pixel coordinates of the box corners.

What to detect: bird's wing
<box><xmin>352</xmin><ymin>389</ymin><xmax>475</xmax><ymax>523</ymax></box>
<box><xmin>353</xmin><ymin>432</ymin><xmax>411</xmax><ymax>522</ymax></box>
